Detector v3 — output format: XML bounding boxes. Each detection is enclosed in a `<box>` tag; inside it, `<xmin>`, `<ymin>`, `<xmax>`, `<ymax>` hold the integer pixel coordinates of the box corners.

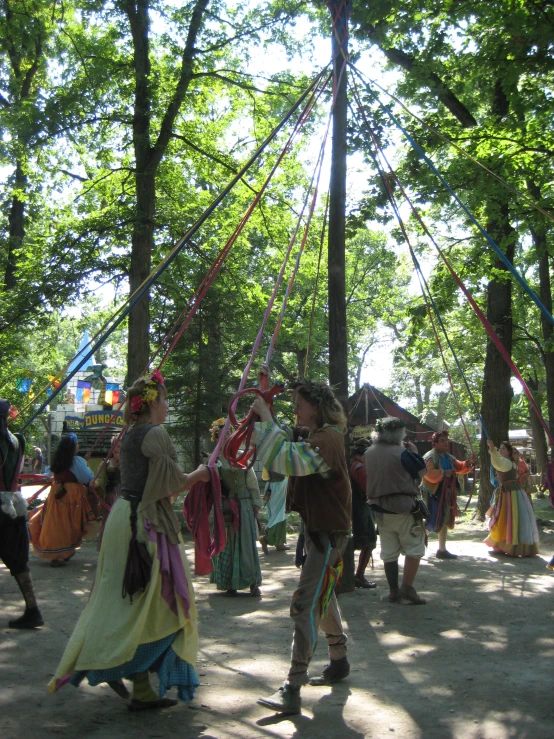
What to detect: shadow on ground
<box><xmin>1</xmin><ymin>521</ymin><xmax>553</xmax><ymax>738</ymax></box>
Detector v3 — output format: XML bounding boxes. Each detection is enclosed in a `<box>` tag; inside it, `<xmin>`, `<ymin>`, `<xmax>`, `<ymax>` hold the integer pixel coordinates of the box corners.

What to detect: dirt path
<box><xmin>1</xmin><ymin>519</ymin><xmax>553</xmax><ymax>739</ymax></box>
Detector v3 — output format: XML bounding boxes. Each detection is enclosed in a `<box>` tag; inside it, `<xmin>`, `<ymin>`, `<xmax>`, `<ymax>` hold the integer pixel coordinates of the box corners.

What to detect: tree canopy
<box><xmin>3</xmin><ymin>1</ymin><xmax>554</xmax><ymax>513</ymax></box>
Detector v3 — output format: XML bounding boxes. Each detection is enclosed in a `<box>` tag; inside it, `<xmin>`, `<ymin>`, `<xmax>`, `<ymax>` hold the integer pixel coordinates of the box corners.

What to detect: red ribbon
<box><xmin>223</xmin><ymin>383</ymin><xmax>285</xmax><ymax>470</ymax></box>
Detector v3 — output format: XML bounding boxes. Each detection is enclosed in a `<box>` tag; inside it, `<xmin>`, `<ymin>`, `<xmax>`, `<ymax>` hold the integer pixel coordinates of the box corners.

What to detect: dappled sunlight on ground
<box><xmin>1</xmin><ymin>521</ymin><xmax>553</xmax><ymax>738</ymax></box>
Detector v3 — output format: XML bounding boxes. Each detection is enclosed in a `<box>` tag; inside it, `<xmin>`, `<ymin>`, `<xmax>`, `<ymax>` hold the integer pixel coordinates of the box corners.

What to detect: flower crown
<box><xmin>291</xmin><ymin>379</ymin><xmax>337</xmax><ymax>406</ymax></box>
<box><xmin>375</xmin><ymin>416</ymin><xmax>406</xmax><ymax>433</ymax></box>
<box><xmin>431</xmin><ymin>430</ymin><xmax>448</xmax><ymax>444</ymax></box>
<box><xmin>210</xmin><ymin>417</ymin><xmax>227</xmax><ymax>442</ymax></box>
<box><xmin>130</xmin><ymin>369</ymin><xmax>164</xmax><ymax>415</ymax></box>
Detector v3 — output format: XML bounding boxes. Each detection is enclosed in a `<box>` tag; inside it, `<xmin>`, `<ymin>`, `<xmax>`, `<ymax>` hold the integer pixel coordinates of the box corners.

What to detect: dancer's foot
<box><xmin>223</xmin><ymin>589</ymin><xmax>238</xmax><ymax>597</ymax></box>
<box><xmin>8</xmin><ymin>606</ymin><xmax>44</xmax><ymax>629</ymax></box>
<box><xmin>355</xmin><ymin>575</ymin><xmax>377</xmax><ymax>589</ymax></box>
<box><xmin>309</xmin><ymin>657</ymin><xmax>350</xmax><ymax>685</ymax></box>
<box><xmin>108</xmin><ymin>680</ymin><xmax>130</xmax><ymax>699</ymax></box>
<box><xmin>50</xmin><ymin>559</ymin><xmax>66</xmax><ymax>568</ymax></box>
<box><xmin>257</xmin><ymin>683</ymin><xmax>301</xmax><ymax>714</ymax></box>
<box><xmin>250</xmin><ymin>584</ymin><xmax>261</xmax><ymax>597</ymax></box>
<box><xmin>275</xmin><ymin>544</ymin><xmax>290</xmax><ymax>551</ymax></box>
<box><xmin>398</xmin><ymin>584</ymin><xmax>426</xmax><ymax>605</ymax></box>
<box><xmin>436</xmin><ymin>549</ymin><xmax>458</xmax><ymax>560</ymax></box>
<box><xmin>259</xmin><ymin>535</ymin><xmax>269</xmax><ymax>555</ymax></box>
<box><xmin>128</xmin><ymin>698</ymin><xmax>178</xmax><ymax>712</ymax></box>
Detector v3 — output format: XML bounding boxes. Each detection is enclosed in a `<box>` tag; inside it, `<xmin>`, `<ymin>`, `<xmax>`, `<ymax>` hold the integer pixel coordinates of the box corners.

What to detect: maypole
<box><xmin>327</xmin><ymin>0</ymin><xmax>351</xmax><ymax>409</ymax></box>
<box><xmin>327</xmin><ymin>0</ymin><xmax>354</xmax><ymax>593</ymax></box>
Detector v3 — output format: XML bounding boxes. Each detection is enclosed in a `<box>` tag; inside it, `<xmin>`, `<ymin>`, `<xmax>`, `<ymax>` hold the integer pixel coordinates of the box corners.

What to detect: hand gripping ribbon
<box><xmin>223</xmin><ymin>383</ymin><xmax>285</xmax><ymax>470</ymax></box>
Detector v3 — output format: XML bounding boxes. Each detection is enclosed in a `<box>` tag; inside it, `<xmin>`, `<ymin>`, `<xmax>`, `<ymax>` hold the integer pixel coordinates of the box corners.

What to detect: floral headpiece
<box><xmin>130</xmin><ymin>369</ymin><xmax>165</xmax><ymax>415</ymax></box>
<box><xmin>291</xmin><ymin>379</ymin><xmax>337</xmax><ymax>406</ymax></box>
<box><xmin>210</xmin><ymin>417</ymin><xmax>227</xmax><ymax>442</ymax></box>
<box><xmin>431</xmin><ymin>430</ymin><xmax>448</xmax><ymax>445</ymax></box>
<box><xmin>352</xmin><ymin>437</ymin><xmax>371</xmax><ymax>455</ymax></box>
<box><xmin>375</xmin><ymin>416</ymin><xmax>406</xmax><ymax>433</ymax></box>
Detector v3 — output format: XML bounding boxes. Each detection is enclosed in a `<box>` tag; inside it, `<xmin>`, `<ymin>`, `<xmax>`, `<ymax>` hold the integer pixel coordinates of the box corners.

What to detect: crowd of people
<box><xmin>0</xmin><ymin>367</ymin><xmax>546</xmax><ymax>715</ymax></box>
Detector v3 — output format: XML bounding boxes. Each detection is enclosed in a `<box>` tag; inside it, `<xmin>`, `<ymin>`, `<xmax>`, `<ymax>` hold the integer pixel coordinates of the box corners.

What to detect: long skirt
<box><xmin>265</xmin><ymin>479</ymin><xmax>288</xmax><ymax>547</ymax></box>
<box><xmin>28</xmin><ymin>482</ymin><xmax>95</xmax><ymax>560</ymax></box>
<box><xmin>425</xmin><ymin>478</ymin><xmax>457</xmax><ymax>533</ymax></box>
<box><xmin>97</xmin><ymin>489</ymin><xmax>120</xmax><ymax>551</ymax></box>
<box><xmin>48</xmin><ymin>498</ymin><xmax>199</xmax><ymax>701</ymax></box>
<box><xmin>211</xmin><ymin>495</ymin><xmax>262</xmax><ymax>591</ymax></box>
<box><xmin>484</xmin><ymin>486</ymin><xmax>540</xmax><ymax>557</ymax></box>
<box><xmin>266</xmin><ymin>520</ymin><xmax>287</xmax><ymax>546</ymax></box>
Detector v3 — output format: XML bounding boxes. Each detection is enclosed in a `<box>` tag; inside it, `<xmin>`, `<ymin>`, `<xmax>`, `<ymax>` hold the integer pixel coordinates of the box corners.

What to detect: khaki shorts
<box><xmin>375</xmin><ymin>511</ymin><xmax>426</xmax><ymax>562</ymax></box>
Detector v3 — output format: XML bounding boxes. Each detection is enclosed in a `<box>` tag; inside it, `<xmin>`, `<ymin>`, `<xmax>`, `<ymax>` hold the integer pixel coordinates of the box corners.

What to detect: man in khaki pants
<box><xmin>365</xmin><ymin>417</ymin><xmax>428</xmax><ymax>604</ymax></box>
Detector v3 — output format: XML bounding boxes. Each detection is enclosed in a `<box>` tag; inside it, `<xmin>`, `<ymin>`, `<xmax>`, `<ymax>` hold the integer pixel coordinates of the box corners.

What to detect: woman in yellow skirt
<box><xmin>48</xmin><ymin>371</ymin><xmax>209</xmax><ymax>711</ymax></box>
<box><xmin>484</xmin><ymin>439</ymin><xmax>539</xmax><ymax>558</ymax></box>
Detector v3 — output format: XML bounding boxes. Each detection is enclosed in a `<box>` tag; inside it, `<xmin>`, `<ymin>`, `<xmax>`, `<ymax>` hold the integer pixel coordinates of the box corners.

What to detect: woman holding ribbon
<box><xmin>48</xmin><ymin>370</ymin><xmax>210</xmax><ymax>711</ymax></box>
<box><xmin>210</xmin><ymin>417</ymin><xmax>263</xmax><ymax>597</ymax></box>
<box><xmin>422</xmin><ymin>430</ymin><xmax>473</xmax><ymax>559</ymax></box>
<box><xmin>29</xmin><ymin>433</ymin><xmax>96</xmax><ymax>566</ymax></box>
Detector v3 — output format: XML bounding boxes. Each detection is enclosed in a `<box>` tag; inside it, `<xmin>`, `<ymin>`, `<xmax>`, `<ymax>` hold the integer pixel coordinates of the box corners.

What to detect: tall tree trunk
<box><xmin>414</xmin><ymin>376</ymin><xmax>424</xmax><ymax>416</ymax></box>
<box><xmin>477</xmin><ymin>205</ymin><xmax>516</xmax><ymax>518</ymax></box>
<box><xmin>327</xmin><ymin>0</ymin><xmax>353</xmax><ymax>595</ymax></box>
<box><xmin>3</xmin><ymin>159</ymin><xmax>27</xmax><ymax>290</ymax></box>
<box><xmin>296</xmin><ymin>347</ymin><xmax>307</xmax><ymax>378</ymax></box>
<box><xmin>526</xmin><ymin>376</ymin><xmax>548</xmax><ymax>476</ymax></box>
<box><xmin>328</xmin><ymin>55</ymin><xmax>348</xmax><ymax>407</ymax></box>
<box><xmin>127</xmin><ymin>174</ymin><xmax>155</xmax><ymax>382</ymax></box>
<box><xmin>435</xmin><ymin>390</ymin><xmax>448</xmax><ymax>431</ymax></box>
<box><xmin>528</xmin><ymin>180</ymin><xmax>554</xmax><ymax>452</ymax></box>
<box><xmin>123</xmin><ymin>0</ymin><xmax>209</xmax><ymax>381</ymax></box>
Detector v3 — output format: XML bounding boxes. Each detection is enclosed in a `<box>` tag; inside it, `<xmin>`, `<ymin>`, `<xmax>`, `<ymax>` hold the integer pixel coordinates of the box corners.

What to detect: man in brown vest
<box><xmin>251</xmin><ymin>372</ymin><xmax>352</xmax><ymax>715</ymax></box>
<box><xmin>365</xmin><ymin>417</ymin><xmax>427</xmax><ymax>604</ymax></box>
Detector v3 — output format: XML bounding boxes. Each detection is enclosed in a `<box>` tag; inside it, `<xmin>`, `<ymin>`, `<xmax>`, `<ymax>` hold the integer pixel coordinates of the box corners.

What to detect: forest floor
<box><xmin>1</xmin><ymin>496</ymin><xmax>553</xmax><ymax>739</ymax></box>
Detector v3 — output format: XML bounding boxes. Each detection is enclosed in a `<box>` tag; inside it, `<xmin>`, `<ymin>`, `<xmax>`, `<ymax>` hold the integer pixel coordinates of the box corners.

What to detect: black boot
<box><xmin>309</xmin><ymin>656</ymin><xmax>350</xmax><ymax>686</ymax></box>
<box><xmin>8</xmin><ymin>606</ymin><xmax>44</xmax><ymax>629</ymax></box>
<box><xmin>384</xmin><ymin>560</ymin><xmax>400</xmax><ymax>601</ymax></box>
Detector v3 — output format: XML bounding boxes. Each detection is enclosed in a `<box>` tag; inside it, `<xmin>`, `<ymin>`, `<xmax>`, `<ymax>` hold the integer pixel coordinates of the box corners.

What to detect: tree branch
<box><xmin>192</xmin><ymin>71</ymin><xmax>284</xmax><ymax>96</ymax></box>
<box><xmin>358</xmin><ymin>22</ymin><xmax>477</xmax><ymax>128</ymax></box>
<box><xmin>150</xmin><ymin>0</ymin><xmax>209</xmax><ymax>171</ymax></box>
<box><xmin>58</xmin><ymin>168</ymin><xmax>89</xmax><ymax>182</ymax></box>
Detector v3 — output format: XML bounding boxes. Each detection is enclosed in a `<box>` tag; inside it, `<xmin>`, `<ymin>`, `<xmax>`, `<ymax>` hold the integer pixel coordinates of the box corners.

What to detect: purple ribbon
<box><xmin>144</xmin><ymin>520</ymin><xmax>190</xmax><ymax>617</ymax></box>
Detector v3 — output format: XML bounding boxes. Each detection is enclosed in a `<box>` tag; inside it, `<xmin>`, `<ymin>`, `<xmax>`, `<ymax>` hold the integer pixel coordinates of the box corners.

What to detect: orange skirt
<box><xmin>29</xmin><ymin>482</ymin><xmax>96</xmax><ymax>560</ymax></box>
